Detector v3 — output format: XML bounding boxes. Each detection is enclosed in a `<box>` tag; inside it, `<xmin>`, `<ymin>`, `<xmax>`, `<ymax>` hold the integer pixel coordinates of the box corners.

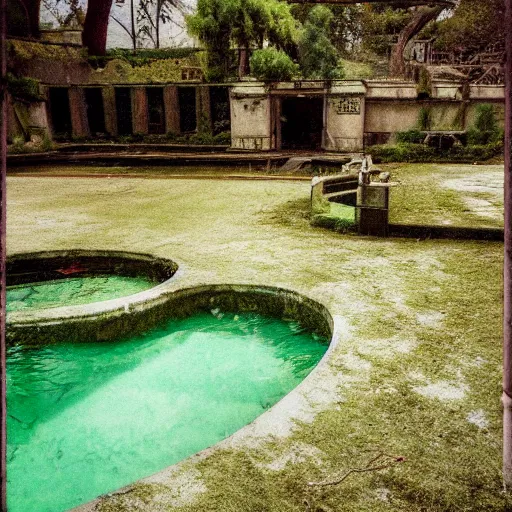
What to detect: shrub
<box><xmin>7</xmin><ymin>73</ymin><xmax>43</xmax><ymax>102</ymax></box>
<box><xmin>474</xmin><ymin>104</ymin><xmax>498</xmax><ymax>133</ymax></box>
<box><xmin>418</xmin><ymin>107</ymin><xmax>431</xmax><ymax>131</ymax></box>
<box><xmin>188</xmin><ymin>132</ymin><xmax>215</xmax><ymax>145</ymax></box>
<box><xmin>212</xmin><ymin>131</ymin><xmax>231</xmax><ymax>145</ymax></box>
<box><xmin>250</xmin><ymin>47</ymin><xmax>298</xmax><ymax>82</ymax></box>
<box><xmin>467</xmin><ymin>104</ymin><xmax>503</xmax><ymax>145</ymax></box>
<box><xmin>395</xmin><ymin>130</ymin><xmax>425</xmax><ymax>144</ymax></box>
<box><xmin>369</xmin><ymin>141</ymin><xmax>503</xmax><ymax>163</ymax></box>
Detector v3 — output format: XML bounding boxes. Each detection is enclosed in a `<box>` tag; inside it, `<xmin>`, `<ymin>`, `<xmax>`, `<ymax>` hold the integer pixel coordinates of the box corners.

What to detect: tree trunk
<box><xmin>131</xmin><ymin>0</ymin><xmax>136</xmax><ymax>50</ymax></box>
<box><xmin>20</xmin><ymin>0</ymin><xmax>40</xmax><ymax>38</ymax></box>
<box><xmin>82</xmin><ymin>0</ymin><xmax>114</xmax><ymax>56</ymax></box>
<box><xmin>238</xmin><ymin>48</ymin><xmax>250</xmax><ymax>79</ymax></box>
<box><xmin>389</xmin><ymin>5</ymin><xmax>445</xmax><ymax>78</ymax></box>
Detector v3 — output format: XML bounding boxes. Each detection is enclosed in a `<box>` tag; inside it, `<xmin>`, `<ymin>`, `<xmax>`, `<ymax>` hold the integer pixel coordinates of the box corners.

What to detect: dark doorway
<box><xmin>49</xmin><ymin>87</ymin><xmax>72</xmax><ymax>139</ymax></box>
<box><xmin>281</xmin><ymin>96</ymin><xmax>323</xmax><ymax>150</ymax></box>
<box><xmin>115</xmin><ymin>88</ymin><xmax>133</xmax><ymax>135</ymax></box>
<box><xmin>178</xmin><ymin>87</ymin><xmax>197</xmax><ymax>133</ymax></box>
<box><xmin>85</xmin><ymin>88</ymin><xmax>106</xmax><ymax>136</ymax></box>
<box><xmin>210</xmin><ymin>86</ymin><xmax>230</xmax><ymax>135</ymax></box>
<box><xmin>147</xmin><ymin>87</ymin><xmax>165</xmax><ymax>134</ymax></box>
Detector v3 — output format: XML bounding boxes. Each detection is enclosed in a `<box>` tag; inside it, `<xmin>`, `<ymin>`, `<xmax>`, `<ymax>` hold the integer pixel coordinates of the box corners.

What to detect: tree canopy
<box><xmin>433</xmin><ymin>0</ymin><xmax>505</xmax><ymax>55</ymax></box>
<box><xmin>297</xmin><ymin>6</ymin><xmax>343</xmax><ymax>79</ymax></box>
<box><xmin>186</xmin><ymin>0</ymin><xmax>298</xmax><ymax>81</ymax></box>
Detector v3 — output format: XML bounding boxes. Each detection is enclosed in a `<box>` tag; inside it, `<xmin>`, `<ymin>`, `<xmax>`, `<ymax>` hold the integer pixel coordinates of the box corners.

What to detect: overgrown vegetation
<box><xmin>467</xmin><ymin>104</ymin><xmax>503</xmax><ymax>145</ymax></box>
<box><xmin>378</xmin><ymin>103</ymin><xmax>504</xmax><ymax>163</ymax></box>
<box><xmin>433</xmin><ymin>0</ymin><xmax>505</xmax><ymax>56</ymax></box>
<box><xmin>369</xmin><ymin>141</ymin><xmax>503</xmax><ymax>164</ymax></box>
<box><xmin>250</xmin><ymin>47</ymin><xmax>298</xmax><ymax>82</ymax></box>
<box><xmin>297</xmin><ymin>6</ymin><xmax>343</xmax><ymax>80</ymax></box>
<box><xmin>88</xmin><ymin>47</ymin><xmax>201</xmax><ymax>68</ymax></box>
<box><xmin>186</xmin><ymin>0</ymin><xmax>298</xmax><ymax>81</ymax></box>
<box><xmin>6</xmin><ymin>74</ymin><xmax>44</xmax><ymax>102</ymax></box>
<box><xmin>65</xmin><ymin>131</ymin><xmax>231</xmax><ymax>146</ymax></box>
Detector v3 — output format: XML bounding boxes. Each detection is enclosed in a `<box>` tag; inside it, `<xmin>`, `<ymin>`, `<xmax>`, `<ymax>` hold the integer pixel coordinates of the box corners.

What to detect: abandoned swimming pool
<box><xmin>7</xmin><ymin>310</ymin><xmax>328</xmax><ymax>511</ymax></box>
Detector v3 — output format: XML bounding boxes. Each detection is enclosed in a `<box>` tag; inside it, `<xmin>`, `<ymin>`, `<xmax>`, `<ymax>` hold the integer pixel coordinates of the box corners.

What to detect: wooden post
<box><xmin>69</xmin><ymin>87</ymin><xmax>90</xmax><ymax>138</ymax></box>
<box><xmin>132</xmin><ymin>87</ymin><xmax>149</xmax><ymax>135</ymax></box>
<box><xmin>102</xmin><ymin>86</ymin><xmax>118</xmax><ymax>137</ymax></box>
<box><xmin>163</xmin><ymin>86</ymin><xmax>180</xmax><ymax>135</ymax></box>
<box><xmin>196</xmin><ymin>86</ymin><xmax>212</xmax><ymax>134</ymax></box>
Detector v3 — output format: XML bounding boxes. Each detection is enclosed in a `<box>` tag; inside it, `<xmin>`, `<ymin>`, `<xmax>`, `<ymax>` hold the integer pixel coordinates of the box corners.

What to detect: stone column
<box><xmin>196</xmin><ymin>85</ymin><xmax>212</xmax><ymax>134</ymax></box>
<box><xmin>132</xmin><ymin>87</ymin><xmax>149</xmax><ymax>135</ymax></box>
<box><xmin>69</xmin><ymin>87</ymin><xmax>90</xmax><ymax>138</ymax></box>
<box><xmin>102</xmin><ymin>86</ymin><xmax>117</xmax><ymax>137</ymax></box>
<box><xmin>163</xmin><ymin>85</ymin><xmax>180</xmax><ymax>134</ymax></box>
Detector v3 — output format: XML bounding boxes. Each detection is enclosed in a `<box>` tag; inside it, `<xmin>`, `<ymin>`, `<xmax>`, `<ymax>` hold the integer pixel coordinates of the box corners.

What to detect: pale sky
<box><xmin>40</xmin><ymin>0</ymin><xmax>197</xmax><ymax>49</ymax></box>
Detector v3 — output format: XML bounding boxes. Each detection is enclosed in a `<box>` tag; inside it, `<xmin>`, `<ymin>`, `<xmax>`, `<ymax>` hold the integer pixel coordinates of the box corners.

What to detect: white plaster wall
<box><xmin>469</xmin><ymin>85</ymin><xmax>506</xmax><ymax>100</ymax></box>
<box><xmin>324</xmin><ymin>95</ymin><xmax>365</xmax><ymax>152</ymax></box>
<box><xmin>230</xmin><ymin>95</ymin><xmax>271</xmax><ymax>150</ymax></box>
<box><xmin>364</xmin><ymin>102</ymin><xmax>419</xmax><ymax>134</ymax></box>
<box><xmin>431</xmin><ymin>81</ymin><xmax>462</xmax><ymax>100</ymax></box>
<box><xmin>365</xmin><ymin>81</ymin><xmax>417</xmax><ymax>99</ymax></box>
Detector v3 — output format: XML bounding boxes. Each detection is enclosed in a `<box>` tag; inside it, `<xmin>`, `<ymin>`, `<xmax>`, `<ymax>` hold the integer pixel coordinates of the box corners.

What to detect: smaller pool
<box><xmin>6</xmin><ymin>275</ymin><xmax>156</xmax><ymax>312</ymax></box>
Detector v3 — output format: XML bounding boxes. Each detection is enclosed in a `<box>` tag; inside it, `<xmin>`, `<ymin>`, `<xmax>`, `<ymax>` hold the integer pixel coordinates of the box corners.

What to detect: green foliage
<box><xmin>369</xmin><ymin>141</ymin><xmax>503</xmax><ymax>163</ymax></box>
<box><xmin>213</xmin><ymin>131</ymin><xmax>232</xmax><ymax>144</ymax></box>
<box><xmin>360</xmin><ymin>6</ymin><xmax>412</xmax><ymax>56</ymax></box>
<box><xmin>7</xmin><ymin>73</ymin><xmax>44</xmax><ymax>102</ymax></box>
<box><xmin>186</xmin><ymin>0</ymin><xmax>234</xmax><ymax>81</ymax></box>
<box><xmin>250</xmin><ymin>47</ymin><xmax>298</xmax><ymax>81</ymax></box>
<box><xmin>434</xmin><ymin>0</ymin><xmax>505</xmax><ymax>55</ymax></box>
<box><xmin>418</xmin><ymin>107</ymin><xmax>431</xmax><ymax>131</ymax></box>
<box><xmin>7</xmin><ymin>133</ymin><xmax>54</xmax><ymax>154</ymax></box>
<box><xmin>186</xmin><ymin>0</ymin><xmax>298</xmax><ymax>82</ymax></box>
<box><xmin>292</xmin><ymin>5</ymin><xmax>364</xmax><ymax>57</ymax></box>
<box><xmin>297</xmin><ymin>6</ymin><xmax>343</xmax><ymax>80</ymax></box>
<box><xmin>473</xmin><ymin>104</ymin><xmax>498</xmax><ymax>133</ymax></box>
<box><xmin>466</xmin><ymin>104</ymin><xmax>503</xmax><ymax>145</ymax></box>
<box><xmin>395</xmin><ymin>130</ymin><xmax>425</xmax><ymax>144</ymax></box>
<box><xmin>106</xmin><ymin>47</ymin><xmax>199</xmax><ymax>65</ymax></box>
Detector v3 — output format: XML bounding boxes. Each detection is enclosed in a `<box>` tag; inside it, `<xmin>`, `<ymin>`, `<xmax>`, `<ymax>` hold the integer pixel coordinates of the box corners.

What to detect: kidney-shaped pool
<box><xmin>7</xmin><ymin>285</ymin><xmax>333</xmax><ymax>512</ymax></box>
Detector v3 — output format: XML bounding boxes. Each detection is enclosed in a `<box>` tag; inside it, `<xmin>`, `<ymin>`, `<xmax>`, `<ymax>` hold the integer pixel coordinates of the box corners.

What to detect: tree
<box><xmin>82</xmin><ymin>0</ymin><xmax>113</xmax><ymax>55</ymax></box>
<box><xmin>42</xmin><ymin>0</ymin><xmax>85</xmax><ymax>28</ymax></box>
<box><xmin>297</xmin><ymin>6</ymin><xmax>343</xmax><ymax>80</ymax></box>
<box><xmin>110</xmin><ymin>0</ymin><xmax>138</xmax><ymax>50</ymax></box>
<box><xmin>186</xmin><ymin>0</ymin><xmax>298</xmax><ymax>81</ymax></box>
<box><xmin>434</xmin><ymin>0</ymin><xmax>505</xmax><ymax>55</ymax></box>
<box><xmin>137</xmin><ymin>0</ymin><xmax>185</xmax><ymax>49</ymax></box>
<box><xmin>291</xmin><ymin>4</ymin><xmax>364</xmax><ymax>57</ymax></box>
<box><xmin>186</xmin><ymin>0</ymin><xmax>235</xmax><ymax>81</ymax></box>
<box><xmin>389</xmin><ymin>5</ymin><xmax>445</xmax><ymax>77</ymax></box>
<box><xmin>360</xmin><ymin>5</ymin><xmax>412</xmax><ymax>57</ymax></box>
<box><xmin>250</xmin><ymin>46</ymin><xmax>298</xmax><ymax>81</ymax></box>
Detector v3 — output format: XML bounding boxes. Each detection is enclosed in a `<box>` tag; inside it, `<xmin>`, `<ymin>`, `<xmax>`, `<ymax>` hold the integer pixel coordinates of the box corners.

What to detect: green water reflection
<box><xmin>7</xmin><ymin>311</ymin><xmax>328</xmax><ymax>511</ymax></box>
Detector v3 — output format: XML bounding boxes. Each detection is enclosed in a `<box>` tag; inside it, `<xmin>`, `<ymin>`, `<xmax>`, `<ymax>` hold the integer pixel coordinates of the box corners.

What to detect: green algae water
<box><xmin>7</xmin><ymin>311</ymin><xmax>328</xmax><ymax>512</ymax></box>
<box><xmin>6</xmin><ymin>275</ymin><xmax>156</xmax><ymax>312</ymax></box>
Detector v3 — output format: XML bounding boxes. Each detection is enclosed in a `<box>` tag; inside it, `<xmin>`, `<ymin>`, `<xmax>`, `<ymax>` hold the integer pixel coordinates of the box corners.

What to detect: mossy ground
<box><xmin>6</xmin><ymin>163</ymin><xmax>507</xmax><ymax>511</ymax></box>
